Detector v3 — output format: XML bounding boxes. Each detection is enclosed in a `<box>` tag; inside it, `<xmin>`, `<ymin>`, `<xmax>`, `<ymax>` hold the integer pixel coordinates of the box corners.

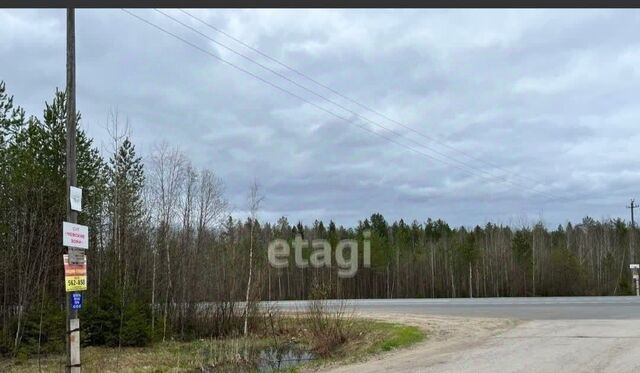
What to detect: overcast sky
<box><xmin>2</xmin><ymin>9</ymin><xmax>639</xmax><ymax>228</ymax></box>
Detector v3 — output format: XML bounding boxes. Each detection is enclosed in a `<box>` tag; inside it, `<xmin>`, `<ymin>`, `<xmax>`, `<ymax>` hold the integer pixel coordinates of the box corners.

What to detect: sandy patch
<box><xmin>315</xmin><ymin>312</ymin><xmax>517</xmax><ymax>372</ymax></box>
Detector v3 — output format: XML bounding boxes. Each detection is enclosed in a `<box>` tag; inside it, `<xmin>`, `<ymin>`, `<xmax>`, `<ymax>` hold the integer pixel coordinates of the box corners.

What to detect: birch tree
<box><xmin>244</xmin><ymin>179</ymin><xmax>263</xmax><ymax>336</ymax></box>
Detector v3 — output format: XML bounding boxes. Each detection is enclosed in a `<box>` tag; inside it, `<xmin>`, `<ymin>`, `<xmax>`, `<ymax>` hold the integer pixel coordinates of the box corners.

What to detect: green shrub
<box><xmin>81</xmin><ymin>284</ymin><xmax>151</xmax><ymax>347</ymax></box>
<box><xmin>15</xmin><ymin>294</ymin><xmax>65</xmax><ymax>357</ymax></box>
<box><xmin>305</xmin><ymin>285</ymin><xmax>353</xmax><ymax>356</ymax></box>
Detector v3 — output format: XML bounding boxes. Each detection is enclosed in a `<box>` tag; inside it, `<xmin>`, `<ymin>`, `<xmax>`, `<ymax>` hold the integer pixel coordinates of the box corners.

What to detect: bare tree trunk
<box><xmin>151</xmin><ymin>249</ymin><xmax>156</xmax><ymax>335</ymax></box>
<box><xmin>162</xmin><ymin>232</ymin><xmax>171</xmax><ymax>342</ymax></box>
<box><xmin>243</xmin><ymin>223</ymin><xmax>254</xmax><ymax>336</ymax></box>
<box><xmin>430</xmin><ymin>242</ymin><xmax>435</xmax><ymax>298</ymax></box>
<box><xmin>244</xmin><ymin>180</ymin><xmax>263</xmax><ymax>336</ymax></box>
<box><xmin>532</xmin><ymin>229</ymin><xmax>536</xmax><ymax>296</ymax></box>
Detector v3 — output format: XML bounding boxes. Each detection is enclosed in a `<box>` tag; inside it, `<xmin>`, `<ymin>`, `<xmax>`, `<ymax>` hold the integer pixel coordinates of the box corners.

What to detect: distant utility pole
<box><xmin>627</xmin><ymin>199</ymin><xmax>639</xmax><ymax>296</ymax></box>
<box><xmin>65</xmin><ymin>8</ymin><xmax>80</xmax><ymax>373</ymax></box>
<box><xmin>628</xmin><ymin>199</ymin><xmax>637</xmax><ymax>262</ymax></box>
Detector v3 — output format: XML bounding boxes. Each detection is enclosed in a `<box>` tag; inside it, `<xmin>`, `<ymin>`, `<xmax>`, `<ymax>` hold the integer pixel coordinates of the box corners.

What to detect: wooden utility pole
<box><xmin>66</xmin><ymin>8</ymin><xmax>80</xmax><ymax>373</ymax></box>
<box><xmin>627</xmin><ymin>199</ymin><xmax>640</xmax><ymax>296</ymax></box>
<box><xmin>628</xmin><ymin>199</ymin><xmax>637</xmax><ymax>263</ymax></box>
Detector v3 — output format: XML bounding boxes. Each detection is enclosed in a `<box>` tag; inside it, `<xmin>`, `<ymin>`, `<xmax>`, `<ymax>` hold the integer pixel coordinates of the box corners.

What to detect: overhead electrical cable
<box><xmin>153</xmin><ymin>9</ymin><xmax>515</xmax><ymax>186</ymax></box>
<box><xmin>177</xmin><ymin>8</ymin><xmax>548</xmax><ymax>189</ymax></box>
<box><xmin>153</xmin><ymin>9</ymin><xmax>564</xmax><ymax>201</ymax></box>
<box><xmin>121</xmin><ymin>9</ymin><xmax>570</xmax><ymax>203</ymax></box>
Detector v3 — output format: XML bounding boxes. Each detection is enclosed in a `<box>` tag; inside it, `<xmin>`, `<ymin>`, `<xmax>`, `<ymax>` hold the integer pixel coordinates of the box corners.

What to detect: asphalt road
<box><xmin>268</xmin><ymin>296</ymin><xmax>640</xmax><ymax>319</ymax></box>
<box><xmin>272</xmin><ymin>297</ymin><xmax>640</xmax><ymax>372</ymax></box>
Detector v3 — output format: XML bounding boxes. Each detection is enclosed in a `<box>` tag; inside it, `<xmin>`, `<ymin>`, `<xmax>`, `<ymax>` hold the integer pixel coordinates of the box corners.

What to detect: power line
<box><xmin>121</xmin><ymin>9</ymin><xmax>569</xmax><ymax>203</ymax></box>
<box><xmin>153</xmin><ymin>9</ymin><xmax>567</xmax><ymax>202</ymax></box>
<box><xmin>119</xmin><ymin>10</ymin><xmax>478</xmax><ymax>181</ymax></box>
<box><xmin>123</xmin><ymin>8</ymin><xmax>566</xmax><ymax>203</ymax></box>
<box><xmin>153</xmin><ymin>9</ymin><xmax>516</xmax><ymax>187</ymax></box>
<box><xmin>177</xmin><ymin>8</ymin><xmax>548</xmax><ymax>189</ymax></box>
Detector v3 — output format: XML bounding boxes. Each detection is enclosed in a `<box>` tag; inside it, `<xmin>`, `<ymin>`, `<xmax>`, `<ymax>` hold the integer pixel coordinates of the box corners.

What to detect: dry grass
<box><xmin>300</xmin><ymin>320</ymin><xmax>426</xmax><ymax>370</ymax></box>
<box><xmin>304</xmin><ymin>297</ymin><xmax>354</xmax><ymax>356</ymax></box>
<box><xmin>1</xmin><ymin>338</ymin><xmax>273</xmax><ymax>372</ymax></box>
<box><xmin>0</xmin><ymin>317</ymin><xmax>425</xmax><ymax>372</ymax></box>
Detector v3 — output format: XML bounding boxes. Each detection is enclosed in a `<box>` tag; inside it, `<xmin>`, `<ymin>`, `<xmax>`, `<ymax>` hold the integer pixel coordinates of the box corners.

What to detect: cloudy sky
<box><xmin>2</xmin><ymin>9</ymin><xmax>640</xmax><ymax>228</ymax></box>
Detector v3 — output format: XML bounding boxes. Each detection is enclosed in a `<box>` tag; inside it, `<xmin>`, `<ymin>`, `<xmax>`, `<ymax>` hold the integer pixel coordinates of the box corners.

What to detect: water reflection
<box><xmin>200</xmin><ymin>343</ymin><xmax>315</xmax><ymax>372</ymax></box>
<box><xmin>258</xmin><ymin>347</ymin><xmax>315</xmax><ymax>371</ymax></box>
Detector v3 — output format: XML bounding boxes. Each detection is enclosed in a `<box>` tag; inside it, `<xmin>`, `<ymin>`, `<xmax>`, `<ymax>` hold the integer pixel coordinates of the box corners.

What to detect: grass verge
<box><xmin>300</xmin><ymin>320</ymin><xmax>426</xmax><ymax>371</ymax></box>
<box><xmin>0</xmin><ymin>319</ymin><xmax>425</xmax><ymax>372</ymax></box>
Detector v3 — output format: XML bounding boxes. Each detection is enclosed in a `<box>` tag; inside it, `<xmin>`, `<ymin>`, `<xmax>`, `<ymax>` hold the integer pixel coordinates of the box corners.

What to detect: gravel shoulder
<box><xmin>316</xmin><ymin>312</ymin><xmax>517</xmax><ymax>372</ymax></box>
<box><xmin>317</xmin><ymin>312</ymin><xmax>640</xmax><ymax>372</ymax></box>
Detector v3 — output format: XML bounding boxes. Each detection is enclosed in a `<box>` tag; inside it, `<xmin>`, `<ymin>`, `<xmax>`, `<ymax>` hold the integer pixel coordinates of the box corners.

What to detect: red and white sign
<box><xmin>62</xmin><ymin>222</ymin><xmax>89</xmax><ymax>249</ymax></box>
<box><xmin>63</xmin><ymin>254</ymin><xmax>87</xmax><ymax>292</ymax></box>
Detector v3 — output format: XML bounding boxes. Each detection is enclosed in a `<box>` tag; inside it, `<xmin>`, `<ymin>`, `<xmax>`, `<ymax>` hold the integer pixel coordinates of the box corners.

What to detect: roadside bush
<box><xmin>617</xmin><ymin>278</ymin><xmax>634</xmax><ymax>296</ymax></box>
<box><xmin>13</xmin><ymin>295</ymin><xmax>65</xmax><ymax>357</ymax></box>
<box><xmin>180</xmin><ymin>301</ymin><xmax>266</xmax><ymax>340</ymax></box>
<box><xmin>0</xmin><ymin>333</ymin><xmax>12</xmax><ymax>356</ymax></box>
<box><xmin>81</xmin><ymin>284</ymin><xmax>151</xmax><ymax>347</ymax></box>
<box><xmin>305</xmin><ymin>285</ymin><xmax>354</xmax><ymax>356</ymax></box>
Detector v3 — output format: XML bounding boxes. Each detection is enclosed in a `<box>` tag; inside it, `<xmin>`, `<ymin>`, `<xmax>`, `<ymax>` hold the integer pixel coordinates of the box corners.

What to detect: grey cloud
<box><xmin>2</xmin><ymin>9</ymin><xmax>640</xmax><ymax>228</ymax></box>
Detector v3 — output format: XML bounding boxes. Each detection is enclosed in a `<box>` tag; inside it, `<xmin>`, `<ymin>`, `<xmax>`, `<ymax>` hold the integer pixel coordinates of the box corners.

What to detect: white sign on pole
<box><xmin>62</xmin><ymin>222</ymin><xmax>89</xmax><ymax>249</ymax></box>
<box><xmin>70</xmin><ymin>186</ymin><xmax>82</xmax><ymax>212</ymax></box>
<box><xmin>630</xmin><ymin>264</ymin><xmax>640</xmax><ymax>269</ymax></box>
<box><xmin>68</xmin><ymin>247</ymin><xmax>85</xmax><ymax>264</ymax></box>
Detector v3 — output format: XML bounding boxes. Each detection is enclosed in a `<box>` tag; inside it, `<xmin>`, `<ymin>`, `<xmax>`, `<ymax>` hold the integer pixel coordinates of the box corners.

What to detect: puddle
<box><xmin>258</xmin><ymin>347</ymin><xmax>315</xmax><ymax>371</ymax></box>
<box><xmin>200</xmin><ymin>343</ymin><xmax>316</xmax><ymax>372</ymax></box>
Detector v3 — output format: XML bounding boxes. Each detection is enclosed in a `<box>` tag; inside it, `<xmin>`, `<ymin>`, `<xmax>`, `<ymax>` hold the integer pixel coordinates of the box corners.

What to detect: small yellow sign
<box><xmin>65</xmin><ymin>275</ymin><xmax>87</xmax><ymax>292</ymax></box>
<box><xmin>63</xmin><ymin>254</ymin><xmax>87</xmax><ymax>292</ymax></box>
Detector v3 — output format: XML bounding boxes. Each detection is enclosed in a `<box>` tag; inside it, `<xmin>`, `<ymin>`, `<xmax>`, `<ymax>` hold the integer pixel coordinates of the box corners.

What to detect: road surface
<box><xmin>269</xmin><ymin>296</ymin><xmax>640</xmax><ymax>319</ymax></box>
<box><xmin>269</xmin><ymin>297</ymin><xmax>640</xmax><ymax>372</ymax></box>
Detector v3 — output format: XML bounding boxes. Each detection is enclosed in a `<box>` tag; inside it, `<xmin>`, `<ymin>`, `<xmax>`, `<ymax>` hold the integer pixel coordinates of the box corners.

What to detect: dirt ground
<box><xmin>317</xmin><ymin>312</ymin><xmax>640</xmax><ymax>373</ymax></box>
<box><xmin>316</xmin><ymin>312</ymin><xmax>516</xmax><ymax>372</ymax></box>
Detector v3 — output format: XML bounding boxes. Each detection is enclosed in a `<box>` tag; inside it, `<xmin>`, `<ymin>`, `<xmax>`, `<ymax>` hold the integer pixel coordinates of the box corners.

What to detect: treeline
<box><xmin>1</xmin><ymin>81</ymin><xmax>638</xmax><ymax>356</ymax></box>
